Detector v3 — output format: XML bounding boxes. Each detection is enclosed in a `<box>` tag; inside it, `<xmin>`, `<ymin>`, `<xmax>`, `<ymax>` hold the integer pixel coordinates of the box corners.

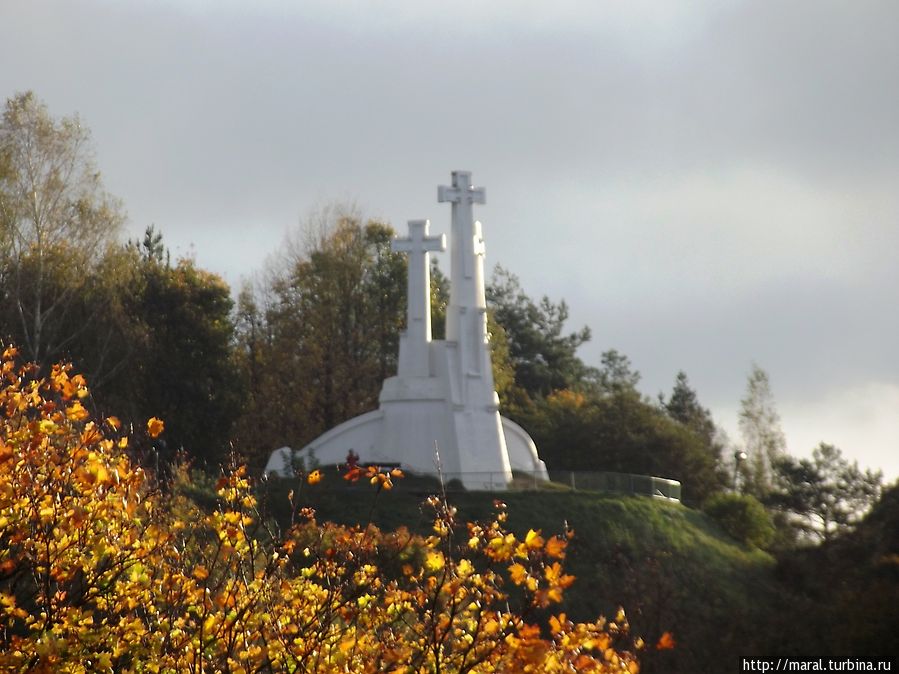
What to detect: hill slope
<box><xmin>260</xmin><ymin>477</ymin><xmax>778</xmax><ymax>673</ymax></box>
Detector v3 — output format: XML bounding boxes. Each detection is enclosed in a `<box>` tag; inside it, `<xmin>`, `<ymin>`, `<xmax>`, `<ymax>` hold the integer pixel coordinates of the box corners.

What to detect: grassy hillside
<box><xmin>258</xmin><ymin>475</ymin><xmax>778</xmax><ymax>673</ymax></box>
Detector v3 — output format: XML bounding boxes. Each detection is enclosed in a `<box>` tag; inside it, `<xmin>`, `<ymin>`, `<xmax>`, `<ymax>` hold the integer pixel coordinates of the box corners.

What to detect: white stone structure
<box><xmin>265</xmin><ymin>171</ymin><xmax>548</xmax><ymax>489</ymax></box>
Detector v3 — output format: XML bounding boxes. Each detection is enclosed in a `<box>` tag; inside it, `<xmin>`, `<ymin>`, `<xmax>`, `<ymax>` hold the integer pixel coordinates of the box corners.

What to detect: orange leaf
<box><xmin>508</xmin><ymin>563</ymin><xmax>528</xmax><ymax>585</ymax></box>
<box><xmin>544</xmin><ymin>536</ymin><xmax>566</xmax><ymax>559</ymax></box>
<box><xmin>656</xmin><ymin>631</ymin><xmax>676</xmax><ymax>651</ymax></box>
<box><xmin>147</xmin><ymin>417</ymin><xmax>164</xmax><ymax>438</ymax></box>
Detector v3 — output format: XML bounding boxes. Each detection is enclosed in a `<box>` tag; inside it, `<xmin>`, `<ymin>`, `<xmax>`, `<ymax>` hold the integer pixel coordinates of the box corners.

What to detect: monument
<box><xmin>265</xmin><ymin>171</ymin><xmax>548</xmax><ymax>489</ymax></box>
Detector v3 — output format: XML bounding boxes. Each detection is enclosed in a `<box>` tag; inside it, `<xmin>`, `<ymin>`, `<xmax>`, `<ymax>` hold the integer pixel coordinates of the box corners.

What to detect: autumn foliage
<box><xmin>0</xmin><ymin>348</ymin><xmax>640</xmax><ymax>672</ymax></box>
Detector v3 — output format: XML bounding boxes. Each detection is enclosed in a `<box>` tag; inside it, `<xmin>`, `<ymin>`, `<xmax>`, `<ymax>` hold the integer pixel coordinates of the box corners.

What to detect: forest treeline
<box><xmin>0</xmin><ymin>92</ymin><xmax>886</xmax><ymax>547</ymax></box>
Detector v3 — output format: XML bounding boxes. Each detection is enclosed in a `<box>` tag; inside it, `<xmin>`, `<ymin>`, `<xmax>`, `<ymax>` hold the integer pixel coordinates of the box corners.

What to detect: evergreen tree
<box><xmin>662</xmin><ymin>371</ymin><xmax>727</xmax><ymax>494</ymax></box>
<box><xmin>486</xmin><ymin>265</ymin><xmax>594</xmax><ymax>398</ymax></box>
<box><xmin>596</xmin><ymin>349</ymin><xmax>640</xmax><ymax>395</ymax></box>
<box><xmin>770</xmin><ymin>442</ymin><xmax>883</xmax><ymax>542</ymax></box>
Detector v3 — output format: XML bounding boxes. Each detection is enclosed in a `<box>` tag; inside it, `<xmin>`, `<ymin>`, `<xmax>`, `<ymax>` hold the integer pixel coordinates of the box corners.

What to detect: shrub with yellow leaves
<box><xmin>0</xmin><ymin>347</ymin><xmax>641</xmax><ymax>672</ymax></box>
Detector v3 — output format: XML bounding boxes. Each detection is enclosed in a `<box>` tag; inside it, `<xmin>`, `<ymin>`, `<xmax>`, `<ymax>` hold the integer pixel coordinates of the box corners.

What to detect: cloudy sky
<box><xmin>3</xmin><ymin>0</ymin><xmax>897</xmax><ymax>479</ymax></box>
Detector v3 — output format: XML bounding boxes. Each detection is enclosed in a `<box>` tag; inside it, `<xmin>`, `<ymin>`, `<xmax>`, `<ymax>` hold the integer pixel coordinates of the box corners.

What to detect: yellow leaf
<box><xmin>193</xmin><ymin>565</ymin><xmax>209</xmax><ymax>581</ymax></box>
<box><xmin>524</xmin><ymin>529</ymin><xmax>544</xmax><ymax>551</ymax></box>
<box><xmin>66</xmin><ymin>401</ymin><xmax>89</xmax><ymax>421</ymax></box>
<box><xmin>307</xmin><ymin>470</ymin><xmax>322</xmax><ymax>485</ymax></box>
<box><xmin>456</xmin><ymin>558</ymin><xmax>473</xmax><ymax>578</ymax></box>
<box><xmin>425</xmin><ymin>551</ymin><xmax>445</xmax><ymax>572</ymax></box>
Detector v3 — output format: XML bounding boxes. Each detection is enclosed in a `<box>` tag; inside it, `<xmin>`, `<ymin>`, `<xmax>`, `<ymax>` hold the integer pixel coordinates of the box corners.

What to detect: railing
<box><xmin>283</xmin><ymin>463</ymin><xmax>682</xmax><ymax>502</ymax></box>
<box><xmin>399</xmin><ymin>470</ymin><xmax>682</xmax><ymax>501</ymax></box>
<box><xmin>546</xmin><ymin>471</ymin><xmax>682</xmax><ymax>501</ymax></box>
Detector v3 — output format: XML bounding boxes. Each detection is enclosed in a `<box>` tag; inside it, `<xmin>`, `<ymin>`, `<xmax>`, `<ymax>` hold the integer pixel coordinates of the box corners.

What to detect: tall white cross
<box><xmin>392</xmin><ymin>220</ymin><xmax>445</xmax><ymax>376</ymax></box>
<box><xmin>471</xmin><ymin>220</ymin><xmax>486</xmax><ymax>279</ymax></box>
<box><xmin>439</xmin><ymin>172</ymin><xmax>485</xmax><ymax>275</ymax></box>
<box><xmin>438</xmin><ymin>171</ymin><xmax>486</xmax><ymax>208</ymax></box>
<box><xmin>438</xmin><ymin>170</ymin><xmax>490</xmax><ymax>370</ymax></box>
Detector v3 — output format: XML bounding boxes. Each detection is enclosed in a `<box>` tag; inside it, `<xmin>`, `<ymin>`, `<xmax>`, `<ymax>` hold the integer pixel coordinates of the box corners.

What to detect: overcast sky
<box><xmin>2</xmin><ymin>0</ymin><xmax>897</xmax><ymax>479</ymax></box>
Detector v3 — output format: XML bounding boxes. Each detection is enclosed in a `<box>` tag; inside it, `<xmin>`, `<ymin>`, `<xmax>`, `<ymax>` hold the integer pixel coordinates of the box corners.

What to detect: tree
<box><xmin>74</xmin><ymin>227</ymin><xmax>243</xmax><ymax>466</ymax></box>
<box><xmin>486</xmin><ymin>266</ymin><xmax>594</xmax><ymax>398</ymax></box>
<box><xmin>520</xmin><ymin>385</ymin><xmax>724</xmax><ymax>506</ymax></box>
<box><xmin>737</xmin><ymin>364</ymin><xmax>786</xmax><ymax>499</ymax></box>
<box><xmin>234</xmin><ymin>209</ymin><xmax>408</xmax><ymax>459</ymax></box>
<box><xmin>703</xmin><ymin>493</ymin><xmax>775</xmax><ymax>548</ymax></box>
<box><xmin>596</xmin><ymin>349</ymin><xmax>640</xmax><ymax>395</ymax></box>
<box><xmin>770</xmin><ymin>442</ymin><xmax>883</xmax><ymax>542</ymax></box>
<box><xmin>0</xmin><ymin>92</ymin><xmax>123</xmax><ymax>369</ymax></box>
<box><xmin>661</xmin><ymin>371</ymin><xmax>727</xmax><ymax>494</ymax></box>
<box><xmin>130</xmin><ymin>252</ymin><xmax>241</xmax><ymax>465</ymax></box>
<box><xmin>428</xmin><ymin>257</ymin><xmax>449</xmax><ymax>340</ymax></box>
<box><xmin>664</xmin><ymin>372</ymin><xmax>714</xmax><ymax>441</ymax></box>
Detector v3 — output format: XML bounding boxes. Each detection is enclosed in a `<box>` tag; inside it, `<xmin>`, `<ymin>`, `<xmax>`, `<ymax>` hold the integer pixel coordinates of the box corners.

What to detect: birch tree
<box><xmin>0</xmin><ymin>91</ymin><xmax>123</xmax><ymax>366</ymax></box>
<box><xmin>738</xmin><ymin>364</ymin><xmax>787</xmax><ymax>498</ymax></box>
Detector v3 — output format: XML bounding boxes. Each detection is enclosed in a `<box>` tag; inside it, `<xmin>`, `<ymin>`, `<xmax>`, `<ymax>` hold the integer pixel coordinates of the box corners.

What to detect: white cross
<box><xmin>392</xmin><ymin>220</ymin><xmax>445</xmax><ymax>321</ymax></box>
<box><xmin>439</xmin><ymin>172</ymin><xmax>486</xmax><ymax>279</ymax></box>
<box><xmin>438</xmin><ymin>170</ymin><xmax>486</xmax><ymax>207</ymax></box>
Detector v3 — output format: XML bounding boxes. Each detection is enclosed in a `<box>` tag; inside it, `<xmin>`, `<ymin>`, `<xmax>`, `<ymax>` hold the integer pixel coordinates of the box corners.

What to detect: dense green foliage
<box><xmin>702</xmin><ymin>492</ymin><xmax>775</xmax><ymax>548</ymax></box>
<box><xmin>111</xmin><ymin>232</ymin><xmax>241</xmax><ymax>464</ymax></box>
<box><xmin>510</xmin><ymin>387</ymin><xmax>726</xmax><ymax>506</ymax></box>
<box><xmin>772</xmin><ymin>482</ymin><xmax>899</xmax><ymax>656</ymax></box>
